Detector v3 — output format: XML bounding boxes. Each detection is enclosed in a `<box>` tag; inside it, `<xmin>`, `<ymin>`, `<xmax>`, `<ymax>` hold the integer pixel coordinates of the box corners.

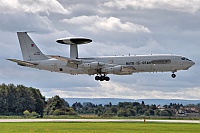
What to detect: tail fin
<box><xmin>17</xmin><ymin>32</ymin><xmax>48</xmax><ymax>61</ymax></box>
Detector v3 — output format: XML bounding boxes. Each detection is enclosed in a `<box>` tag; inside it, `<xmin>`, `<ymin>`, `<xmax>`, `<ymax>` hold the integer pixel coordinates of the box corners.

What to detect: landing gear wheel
<box><xmin>95</xmin><ymin>76</ymin><xmax>100</xmax><ymax>80</ymax></box>
<box><xmin>171</xmin><ymin>73</ymin><xmax>176</xmax><ymax>78</ymax></box>
<box><xmin>100</xmin><ymin>76</ymin><xmax>105</xmax><ymax>81</ymax></box>
<box><xmin>105</xmin><ymin>77</ymin><xmax>110</xmax><ymax>81</ymax></box>
<box><xmin>95</xmin><ymin>75</ymin><xmax>110</xmax><ymax>81</ymax></box>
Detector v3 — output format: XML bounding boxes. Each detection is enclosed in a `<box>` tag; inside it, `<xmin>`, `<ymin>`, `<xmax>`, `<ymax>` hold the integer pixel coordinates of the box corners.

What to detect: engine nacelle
<box><xmin>101</xmin><ymin>65</ymin><xmax>135</xmax><ymax>75</ymax></box>
<box><xmin>101</xmin><ymin>66</ymin><xmax>122</xmax><ymax>74</ymax></box>
<box><xmin>79</xmin><ymin>62</ymin><xmax>104</xmax><ymax>69</ymax></box>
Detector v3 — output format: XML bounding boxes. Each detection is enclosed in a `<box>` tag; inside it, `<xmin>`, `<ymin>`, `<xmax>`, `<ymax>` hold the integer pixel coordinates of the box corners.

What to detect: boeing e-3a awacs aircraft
<box><xmin>7</xmin><ymin>32</ymin><xmax>195</xmax><ymax>81</ymax></box>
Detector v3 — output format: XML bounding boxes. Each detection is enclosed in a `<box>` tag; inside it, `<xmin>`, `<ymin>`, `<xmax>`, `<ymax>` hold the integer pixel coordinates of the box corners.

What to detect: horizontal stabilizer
<box><xmin>48</xmin><ymin>55</ymin><xmax>82</xmax><ymax>64</ymax></box>
<box><xmin>7</xmin><ymin>59</ymin><xmax>38</xmax><ymax>66</ymax></box>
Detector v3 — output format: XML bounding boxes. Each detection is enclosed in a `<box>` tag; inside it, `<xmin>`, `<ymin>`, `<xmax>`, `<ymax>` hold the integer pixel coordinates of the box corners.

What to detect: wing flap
<box><xmin>7</xmin><ymin>59</ymin><xmax>38</xmax><ymax>66</ymax></box>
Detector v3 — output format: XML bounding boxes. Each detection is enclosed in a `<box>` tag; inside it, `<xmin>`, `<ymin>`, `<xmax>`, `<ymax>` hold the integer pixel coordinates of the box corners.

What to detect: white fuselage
<box><xmin>29</xmin><ymin>54</ymin><xmax>194</xmax><ymax>75</ymax></box>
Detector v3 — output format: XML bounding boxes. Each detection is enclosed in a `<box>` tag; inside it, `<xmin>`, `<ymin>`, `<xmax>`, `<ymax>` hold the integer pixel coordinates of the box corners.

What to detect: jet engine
<box><xmin>79</xmin><ymin>62</ymin><xmax>104</xmax><ymax>69</ymax></box>
<box><xmin>101</xmin><ymin>65</ymin><xmax>135</xmax><ymax>75</ymax></box>
<box><xmin>101</xmin><ymin>66</ymin><xmax>122</xmax><ymax>74</ymax></box>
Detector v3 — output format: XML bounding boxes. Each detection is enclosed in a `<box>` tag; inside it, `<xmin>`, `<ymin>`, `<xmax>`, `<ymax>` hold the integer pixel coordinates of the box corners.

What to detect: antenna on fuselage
<box><xmin>56</xmin><ymin>37</ymin><xmax>92</xmax><ymax>59</ymax></box>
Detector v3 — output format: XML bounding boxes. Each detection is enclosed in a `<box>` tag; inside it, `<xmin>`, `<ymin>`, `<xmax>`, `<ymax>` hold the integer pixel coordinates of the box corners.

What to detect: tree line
<box><xmin>0</xmin><ymin>84</ymin><xmax>45</xmax><ymax>115</ymax></box>
<box><xmin>0</xmin><ymin>84</ymin><xmax>199</xmax><ymax>117</ymax></box>
<box><xmin>72</xmin><ymin>101</ymin><xmax>171</xmax><ymax>117</ymax></box>
<box><xmin>0</xmin><ymin>84</ymin><xmax>76</xmax><ymax>116</ymax></box>
<box><xmin>72</xmin><ymin>101</ymin><xmax>200</xmax><ymax>117</ymax></box>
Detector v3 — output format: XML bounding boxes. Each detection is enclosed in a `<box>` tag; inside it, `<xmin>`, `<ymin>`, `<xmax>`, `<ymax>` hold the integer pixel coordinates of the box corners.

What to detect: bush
<box><xmin>53</xmin><ymin>109</ymin><xmax>65</xmax><ymax>116</ymax></box>
<box><xmin>23</xmin><ymin>110</ymin><xmax>30</xmax><ymax>116</ymax></box>
<box><xmin>31</xmin><ymin>111</ymin><xmax>38</xmax><ymax>116</ymax></box>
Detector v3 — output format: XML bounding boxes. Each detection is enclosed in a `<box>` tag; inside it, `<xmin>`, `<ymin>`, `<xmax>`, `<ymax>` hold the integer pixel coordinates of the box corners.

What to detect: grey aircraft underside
<box><xmin>7</xmin><ymin>32</ymin><xmax>195</xmax><ymax>81</ymax></box>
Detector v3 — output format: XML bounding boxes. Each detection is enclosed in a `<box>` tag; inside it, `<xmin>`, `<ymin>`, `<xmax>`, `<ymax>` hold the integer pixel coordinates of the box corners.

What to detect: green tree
<box><xmin>138</xmin><ymin>109</ymin><xmax>145</xmax><ymax>115</ymax></box>
<box><xmin>144</xmin><ymin>111</ymin><xmax>150</xmax><ymax>116</ymax></box>
<box><xmin>29</xmin><ymin>87</ymin><xmax>45</xmax><ymax>115</ymax></box>
<box><xmin>149</xmin><ymin>109</ymin><xmax>155</xmax><ymax>115</ymax></box>
<box><xmin>117</xmin><ymin>108</ymin><xmax>126</xmax><ymax>117</ymax></box>
<box><xmin>129</xmin><ymin>109</ymin><xmax>136</xmax><ymax>116</ymax></box>
<box><xmin>44</xmin><ymin>95</ymin><xmax>74</xmax><ymax>115</ymax></box>
<box><xmin>160</xmin><ymin>110</ymin><xmax>169</xmax><ymax>116</ymax></box>
<box><xmin>150</xmin><ymin>104</ymin><xmax>157</xmax><ymax>110</ymax></box>
<box><xmin>0</xmin><ymin>84</ymin><xmax>45</xmax><ymax>115</ymax></box>
<box><xmin>15</xmin><ymin>85</ymin><xmax>36</xmax><ymax>114</ymax></box>
<box><xmin>72</xmin><ymin>102</ymin><xmax>82</xmax><ymax>111</ymax></box>
<box><xmin>141</xmin><ymin>101</ymin><xmax>145</xmax><ymax>105</ymax></box>
<box><xmin>165</xmin><ymin>109</ymin><xmax>173</xmax><ymax>116</ymax></box>
<box><xmin>154</xmin><ymin>109</ymin><xmax>160</xmax><ymax>116</ymax></box>
<box><xmin>111</xmin><ymin>106</ymin><xmax>118</xmax><ymax>114</ymax></box>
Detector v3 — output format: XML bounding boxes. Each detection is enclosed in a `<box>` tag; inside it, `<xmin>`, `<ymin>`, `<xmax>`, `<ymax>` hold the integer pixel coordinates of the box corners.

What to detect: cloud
<box><xmin>62</xmin><ymin>16</ymin><xmax>150</xmax><ymax>33</ymax></box>
<box><xmin>0</xmin><ymin>0</ymin><xmax>71</xmax><ymax>33</ymax></box>
<box><xmin>0</xmin><ymin>0</ymin><xmax>71</xmax><ymax>14</ymax></box>
<box><xmin>0</xmin><ymin>0</ymin><xmax>199</xmax><ymax>100</ymax></box>
<box><xmin>78</xmin><ymin>38</ymin><xmax>165</xmax><ymax>58</ymax></box>
<box><xmin>0</xmin><ymin>13</ymin><xmax>56</xmax><ymax>33</ymax></box>
<box><xmin>103</xmin><ymin>0</ymin><xmax>200</xmax><ymax>13</ymax></box>
<box><xmin>41</xmin><ymin>81</ymin><xmax>200</xmax><ymax>100</ymax></box>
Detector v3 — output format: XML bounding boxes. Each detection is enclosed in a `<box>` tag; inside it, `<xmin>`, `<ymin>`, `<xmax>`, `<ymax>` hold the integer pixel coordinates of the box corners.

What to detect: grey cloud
<box><xmin>43</xmin><ymin>82</ymin><xmax>200</xmax><ymax>99</ymax></box>
<box><xmin>102</xmin><ymin>0</ymin><xmax>200</xmax><ymax>14</ymax></box>
<box><xmin>0</xmin><ymin>13</ymin><xmax>56</xmax><ymax>33</ymax></box>
<box><xmin>0</xmin><ymin>0</ymin><xmax>199</xmax><ymax>99</ymax></box>
<box><xmin>0</xmin><ymin>0</ymin><xmax>70</xmax><ymax>14</ymax></box>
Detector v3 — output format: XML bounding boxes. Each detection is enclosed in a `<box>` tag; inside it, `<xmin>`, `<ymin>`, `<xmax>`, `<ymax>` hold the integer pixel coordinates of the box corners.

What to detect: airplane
<box><xmin>7</xmin><ymin>32</ymin><xmax>195</xmax><ymax>81</ymax></box>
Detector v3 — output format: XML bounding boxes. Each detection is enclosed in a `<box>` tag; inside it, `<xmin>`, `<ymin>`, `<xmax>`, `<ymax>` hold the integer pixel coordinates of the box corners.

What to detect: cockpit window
<box><xmin>181</xmin><ymin>57</ymin><xmax>191</xmax><ymax>61</ymax></box>
<box><xmin>181</xmin><ymin>57</ymin><xmax>186</xmax><ymax>60</ymax></box>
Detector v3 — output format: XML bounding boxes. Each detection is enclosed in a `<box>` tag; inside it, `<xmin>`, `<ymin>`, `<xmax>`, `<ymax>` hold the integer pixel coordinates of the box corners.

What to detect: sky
<box><xmin>0</xmin><ymin>0</ymin><xmax>200</xmax><ymax>100</ymax></box>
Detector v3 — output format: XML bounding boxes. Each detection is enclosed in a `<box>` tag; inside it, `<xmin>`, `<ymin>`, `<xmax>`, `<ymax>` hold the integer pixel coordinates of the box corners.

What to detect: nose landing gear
<box><xmin>171</xmin><ymin>73</ymin><xmax>176</xmax><ymax>78</ymax></box>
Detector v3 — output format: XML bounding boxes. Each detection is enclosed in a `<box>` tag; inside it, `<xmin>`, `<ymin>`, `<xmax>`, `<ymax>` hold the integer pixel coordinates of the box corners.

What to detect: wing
<box><xmin>7</xmin><ymin>59</ymin><xmax>38</xmax><ymax>66</ymax></box>
<box><xmin>48</xmin><ymin>55</ymin><xmax>82</xmax><ymax>64</ymax></box>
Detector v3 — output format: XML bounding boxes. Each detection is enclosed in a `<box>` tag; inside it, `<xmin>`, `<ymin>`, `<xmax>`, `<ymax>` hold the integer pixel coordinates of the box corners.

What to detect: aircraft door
<box><xmin>170</xmin><ymin>59</ymin><xmax>179</xmax><ymax>71</ymax></box>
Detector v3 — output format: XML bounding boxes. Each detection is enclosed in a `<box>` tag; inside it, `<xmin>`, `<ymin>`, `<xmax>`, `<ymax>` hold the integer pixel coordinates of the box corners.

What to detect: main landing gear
<box><xmin>95</xmin><ymin>75</ymin><xmax>110</xmax><ymax>81</ymax></box>
<box><xmin>171</xmin><ymin>73</ymin><xmax>176</xmax><ymax>78</ymax></box>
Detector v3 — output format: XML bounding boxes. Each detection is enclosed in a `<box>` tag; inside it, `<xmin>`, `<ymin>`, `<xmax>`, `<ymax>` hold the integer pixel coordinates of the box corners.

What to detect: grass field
<box><xmin>0</xmin><ymin>122</ymin><xmax>199</xmax><ymax>133</ymax></box>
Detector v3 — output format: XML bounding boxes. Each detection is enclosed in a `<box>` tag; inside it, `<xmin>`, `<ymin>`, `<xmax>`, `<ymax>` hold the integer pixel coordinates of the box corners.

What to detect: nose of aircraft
<box><xmin>190</xmin><ymin>60</ymin><xmax>195</xmax><ymax>66</ymax></box>
<box><xmin>183</xmin><ymin>60</ymin><xmax>195</xmax><ymax>70</ymax></box>
<box><xmin>192</xmin><ymin>61</ymin><xmax>195</xmax><ymax>66</ymax></box>
<box><xmin>189</xmin><ymin>60</ymin><xmax>195</xmax><ymax>68</ymax></box>
<box><xmin>189</xmin><ymin>60</ymin><xmax>195</xmax><ymax>67</ymax></box>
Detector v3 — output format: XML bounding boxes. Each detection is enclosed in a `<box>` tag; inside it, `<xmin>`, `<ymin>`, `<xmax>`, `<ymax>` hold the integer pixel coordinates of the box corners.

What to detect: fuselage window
<box><xmin>151</xmin><ymin>59</ymin><xmax>171</xmax><ymax>64</ymax></box>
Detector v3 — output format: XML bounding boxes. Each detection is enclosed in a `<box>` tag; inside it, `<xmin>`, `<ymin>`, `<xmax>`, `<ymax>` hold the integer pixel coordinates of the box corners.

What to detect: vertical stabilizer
<box><xmin>17</xmin><ymin>32</ymin><xmax>48</xmax><ymax>61</ymax></box>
